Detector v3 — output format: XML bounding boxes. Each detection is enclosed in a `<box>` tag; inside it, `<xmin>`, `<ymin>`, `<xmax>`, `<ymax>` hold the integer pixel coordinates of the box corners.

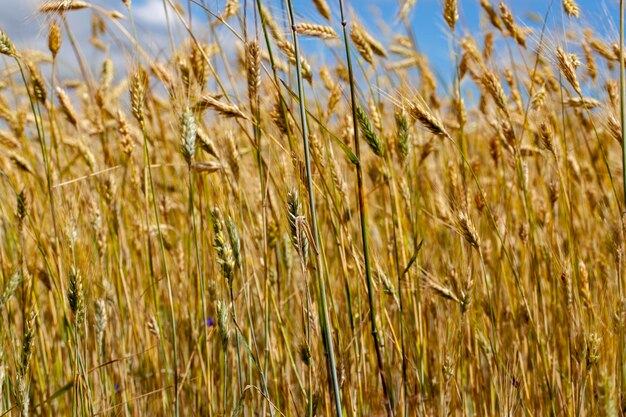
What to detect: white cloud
<box><xmin>132</xmin><ymin>0</ymin><xmax>169</xmax><ymax>28</ymax></box>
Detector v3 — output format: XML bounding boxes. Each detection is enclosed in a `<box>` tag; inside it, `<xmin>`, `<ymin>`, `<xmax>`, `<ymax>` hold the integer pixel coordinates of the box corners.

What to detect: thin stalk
<box><xmin>187</xmin><ymin>167</ymin><xmax>209</xmax><ymax>393</ymax></box>
<box><xmin>15</xmin><ymin>60</ymin><xmax>65</xmax><ymax>303</ymax></box>
<box><xmin>298</xmin><ymin>257</ymin><xmax>314</xmax><ymax>417</ymax></box>
<box><xmin>247</xmin><ymin>30</ymin><xmax>272</xmax><ymax>417</ymax></box>
<box><xmin>141</xmin><ymin>123</ymin><xmax>179</xmax><ymax>416</ymax></box>
<box><xmin>228</xmin><ymin>281</ymin><xmax>245</xmax><ymax>400</ymax></box>
<box><xmin>283</xmin><ymin>1</ymin><xmax>343</xmax><ymax>416</ymax></box>
<box><xmin>384</xmin><ymin>164</ymin><xmax>407</xmax><ymax>417</ymax></box>
<box><xmin>617</xmin><ymin>0</ymin><xmax>626</xmax><ymax>401</ymax></box>
<box><xmin>47</xmin><ymin>58</ymin><xmax>64</xmax><ymax>287</ymax></box>
<box><xmin>619</xmin><ymin>0</ymin><xmax>626</xmax><ymax>244</ymax></box>
<box><xmin>124</xmin><ymin>5</ymin><xmax>173</xmax><ymax>412</ymax></box>
<box><xmin>252</xmin><ymin>0</ymin><xmax>296</xmax><ymax>153</ymax></box>
<box><xmin>337</xmin><ymin>1</ymin><xmax>394</xmax><ymax>415</ymax></box>
<box><xmin>222</xmin><ymin>345</ymin><xmax>228</xmax><ymax>416</ymax></box>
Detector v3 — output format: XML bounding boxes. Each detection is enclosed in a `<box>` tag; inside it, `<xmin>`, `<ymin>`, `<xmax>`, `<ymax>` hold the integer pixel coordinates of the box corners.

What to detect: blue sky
<box><xmin>0</xmin><ymin>0</ymin><xmax>621</xmax><ymax>86</ymax></box>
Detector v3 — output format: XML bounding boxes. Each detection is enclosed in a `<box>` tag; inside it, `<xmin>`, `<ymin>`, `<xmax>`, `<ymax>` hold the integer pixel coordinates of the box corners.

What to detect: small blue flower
<box><xmin>114</xmin><ymin>382</ymin><xmax>120</xmax><ymax>393</ymax></box>
<box><xmin>206</xmin><ymin>317</ymin><xmax>215</xmax><ymax>327</ymax></box>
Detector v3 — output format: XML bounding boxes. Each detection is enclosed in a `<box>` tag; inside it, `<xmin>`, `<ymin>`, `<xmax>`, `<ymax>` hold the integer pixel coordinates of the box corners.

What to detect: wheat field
<box><xmin>0</xmin><ymin>0</ymin><xmax>624</xmax><ymax>416</ymax></box>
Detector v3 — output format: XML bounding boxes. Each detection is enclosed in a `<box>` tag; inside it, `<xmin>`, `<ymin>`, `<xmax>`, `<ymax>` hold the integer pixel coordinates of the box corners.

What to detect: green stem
<box><xmin>140</xmin><ymin>122</ymin><xmax>178</xmax><ymax>416</ymax></box>
<box><xmin>337</xmin><ymin>1</ymin><xmax>393</xmax><ymax>415</ymax></box>
<box><xmin>617</xmin><ymin>0</ymin><xmax>626</xmax><ymax>406</ymax></box>
<box><xmin>188</xmin><ymin>167</ymin><xmax>209</xmax><ymax>395</ymax></box>
<box><xmin>284</xmin><ymin>1</ymin><xmax>344</xmax><ymax>415</ymax></box>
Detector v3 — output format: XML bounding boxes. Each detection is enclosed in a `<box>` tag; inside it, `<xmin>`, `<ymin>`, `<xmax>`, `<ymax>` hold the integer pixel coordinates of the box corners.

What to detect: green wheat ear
<box><xmin>0</xmin><ymin>271</ymin><xmax>22</xmax><ymax>309</ymax></box>
<box><xmin>355</xmin><ymin>105</ymin><xmax>385</xmax><ymax>157</ymax></box>
<box><xmin>68</xmin><ymin>265</ymin><xmax>85</xmax><ymax>330</ymax></box>
<box><xmin>179</xmin><ymin>108</ymin><xmax>197</xmax><ymax>166</ymax></box>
